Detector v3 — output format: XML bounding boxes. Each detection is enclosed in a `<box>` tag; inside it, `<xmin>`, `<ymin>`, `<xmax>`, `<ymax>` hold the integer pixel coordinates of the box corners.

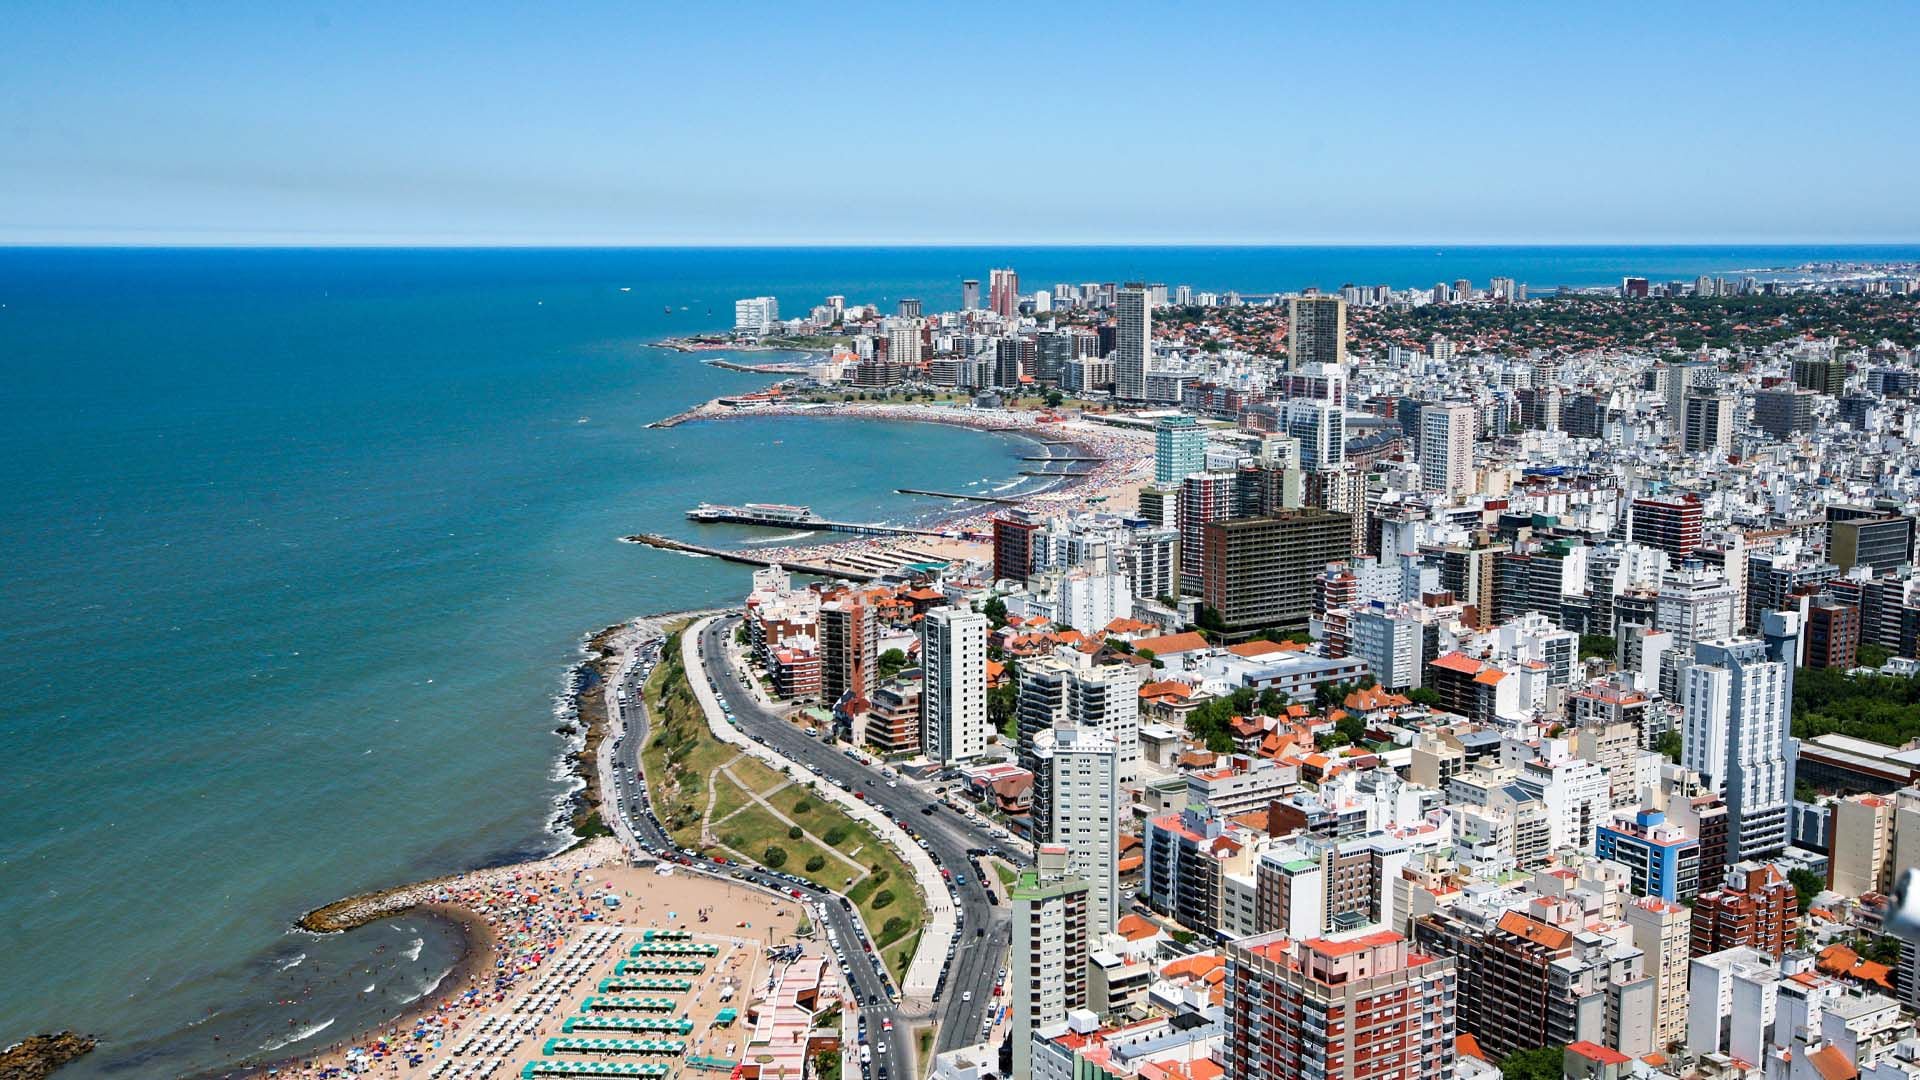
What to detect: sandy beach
<box><xmin>677</xmin><ymin>401</ymin><xmax>1153</xmax><ymax>579</ymax></box>
<box><xmin>276</xmin><ymin>842</ymin><xmax>811</xmax><ymax>1079</ymax></box>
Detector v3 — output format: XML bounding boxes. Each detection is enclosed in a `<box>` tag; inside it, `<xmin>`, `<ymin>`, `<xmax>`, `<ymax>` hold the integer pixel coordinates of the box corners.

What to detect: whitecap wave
<box><xmin>259</xmin><ymin>1017</ymin><xmax>335</xmax><ymax>1053</ymax></box>
<box><xmin>276</xmin><ymin>953</ymin><xmax>307</xmax><ymax>971</ymax></box>
<box><xmin>744</xmin><ymin>531</ymin><xmax>815</xmax><ymax>545</ymax></box>
<box><xmin>400</xmin><ymin>965</ymin><xmax>452</xmax><ymax>1005</ymax></box>
<box><xmin>363</xmin><ymin>982</ymin><xmax>376</xmax><ymax>993</ymax></box>
<box><xmin>403</xmin><ymin>937</ymin><xmax>424</xmax><ymax>962</ymax></box>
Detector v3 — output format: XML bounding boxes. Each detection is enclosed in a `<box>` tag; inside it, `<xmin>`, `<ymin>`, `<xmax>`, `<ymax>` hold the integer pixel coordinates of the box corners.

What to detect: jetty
<box><xmin>621</xmin><ymin>534</ymin><xmax>878</xmax><ymax>581</ymax></box>
<box><xmin>896</xmin><ymin>488</ymin><xmax>1020</xmax><ymax>506</ymax></box>
<box><xmin>1020</xmin><ymin>455</ymin><xmax>1103</xmax><ymax>463</ymax></box>
<box><xmin>1019</xmin><ymin>469</ymin><xmax>1093</xmax><ymax>477</ymax></box>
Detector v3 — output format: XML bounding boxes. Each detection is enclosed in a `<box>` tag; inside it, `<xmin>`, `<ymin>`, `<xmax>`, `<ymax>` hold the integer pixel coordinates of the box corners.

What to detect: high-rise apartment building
<box><xmin>1201</xmin><ymin>510</ymin><xmax>1354</xmax><ymax>633</ymax></box>
<box><xmin>1626</xmin><ymin>897</ymin><xmax>1692</xmax><ymax>1051</ymax></box>
<box><xmin>1225</xmin><ymin>930</ymin><xmax>1456</xmax><ymax>1080</ymax></box>
<box><xmin>1287</xmin><ymin>294</ymin><xmax>1347</xmax><ymax>370</ymax></box>
<box><xmin>1011</xmin><ymin>845</ymin><xmax>1091</xmax><ymax>1080</ymax></box>
<box><xmin>989</xmin><ymin>267</ymin><xmax>1020</xmax><ymax>319</ymax></box>
<box><xmin>1153</xmin><ymin>414</ymin><xmax>1207</xmax><ymax>487</ymax></box>
<box><xmin>818</xmin><ymin>592</ymin><xmax>877</xmax><ymax>710</ymax></box>
<box><xmin>1825</xmin><ymin>506</ymin><xmax>1917</xmax><ymax>574</ymax></box>
<box><xmin>733</xmin><ymin>295</ymin><xmax>780</xmax><ymax>335</ymax></box>
<box><xmin>993</xmin><ymin>510</ymin><xmax>1043</xmax><ymax>584</ymax></box>
<box><xmin>1178</xmin><ymin>470</ymin><xmax>1243</xmax><ymax>595</ymax></box>
<box><xmin>1016</xmin><ymin>655</ymin><xmax>1142</xmax><ymax>784</ymax></box>
<box><xmin>1418</xmin><ymin>402</ymin><xmax>1475</xmax><ymax>496</ymax></box>
<box><xmin>1113</xmin><ymin>283</ymin><xmax>1152</xmax><ymax>401</ymax></box>
<box><xmin>961</xmin><ymin>279</ymin><xmax>980</xmax><ymax>311</ymax></box>
<box><xmin>1753</xmin><ymin>387</ymin><xmax>1815</xmax><ymax>439</ymax></box>
<box><xmin>1682</xmin><ymin>394</ymin><xmax>1733</xmax><ymax>455</ymax></box>
<box><xmin>1682</xmin><ymin>612</ymin><xmax>1799</xmax><ymax>863</ymax></box>
<box><xmin>1028</xmin><ymin>726</ymin><xmax>1121</xmax><ymax>935</ymax></box>
<box><xmin>1629</xmin><ymin>495</ymin><xmax>1705</xmax><ymax>566</ymax></box>
<box><xmin>921</xmin><ymin>606</ymin><xmax>989</xmax><ymax>765</ymax></box>
<box><xmin>1689</xmin><ymin>861</ymin><xmax>1796</xmax><ymax>957</ymax></box>
<box><xmin>1283</xmin><ymin>398</ymin><xmax>1346</xmax><ymax>472</ymax></box>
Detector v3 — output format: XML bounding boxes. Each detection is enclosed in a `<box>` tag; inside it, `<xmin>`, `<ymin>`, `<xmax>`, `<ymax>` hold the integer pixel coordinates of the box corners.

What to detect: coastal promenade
<box><xmin>675</xmin><ymin>616</ymin><xmax>958</xmax><ymax>1003</ymax></box>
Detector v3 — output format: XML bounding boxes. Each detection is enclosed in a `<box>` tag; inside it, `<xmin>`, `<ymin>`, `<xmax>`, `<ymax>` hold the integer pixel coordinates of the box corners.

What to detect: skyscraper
<box><xmin>1153</xmin><ymin>414</ymin><xmax>1207</xmax><ymax>486</ymax></box>
<box><xmin>1113</xmin><ymin>283</ymin><xmax>1151</xmax><ymax>401</ymax></box>
<box><xmin>1287</xmin><ymin>294</ymin><xmax>1347</xmax><ymax>370</ymax></box>
<box><xmin>1225</xmin><ymin>930</ymin><xmax>1457</xmax><ymax>1080</ymax></box>
<box><xmin>961</xmin><ymin>279</ymin><xmax>980</xmax><ymax>311</ymax></box>
<box><xmin>921</xmin><ymin>606</ymin><xmax>990</xmax><ymax>765</ymax></box>
<box><xmin>989</xmin><ymin>267</ymin><xmax>1019</xmax><ymax>319</ymax></box>
<box><xmin>1418</xmin><ymin>402</ymin><xmax>1475</xmax><ymax>496</ymax></box>
<box><xmin>1626</xmin><ymin>897</ymin><xmax>1692</xmax><ymax>1051</ymax></box>
<box><xmin>1016</xmin><ymin>656</ymin><xmax>1142</xmax><ymax>785</ymax></box>
<box><xmin>1681</xmin><ymin>611</ymin><xmax>1799</xmax><ymax>863</ymax></box>
<box><xmin>1011</xmin><ymin>845</ymin><xmax>1090</xmax><ymax>1079</ymax></box>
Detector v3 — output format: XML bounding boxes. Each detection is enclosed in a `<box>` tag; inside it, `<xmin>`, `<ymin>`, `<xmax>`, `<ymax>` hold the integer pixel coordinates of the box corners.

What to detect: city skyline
<box><xmin>7</xmin><ymin>3</ymin><xmax>1920</xmax><ymax>246</ymax></box>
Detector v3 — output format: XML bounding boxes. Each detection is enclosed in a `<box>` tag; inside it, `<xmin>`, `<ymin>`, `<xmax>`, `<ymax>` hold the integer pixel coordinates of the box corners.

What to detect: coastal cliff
<box><xmin>0</xmin><ymin>1033</ymin><xmax>95</xmax><ymax>1080</ymax></box>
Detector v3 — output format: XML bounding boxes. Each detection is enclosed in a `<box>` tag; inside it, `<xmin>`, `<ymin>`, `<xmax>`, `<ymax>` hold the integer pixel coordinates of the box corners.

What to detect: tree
<box><xmin>1859</xmin><ymin>642</ymin><xmax>1892</xmax><ymax>669</ymax></box>
<box><xmin>980</xmin><ymin>596</ymin><xmax>1009</xmax><ymax>629</ymax></box>
<box><xmin>873</xmin><ymin>889</ymin><xmax>896</xmax><ymax>910</ymax></box>
<box><xmin>1407</xmin><ymin>687</ymin><xmax>1442</xmax><ymax>708</ymax></box>
<box><xmin>792</xmin><ymin>799</ymin><xmax>812</xmax><ymax>814</ymax></box>
<box><xmin>1579</xmin><ymin>633</ymin><xmax>1617</xmax><ymax>661</ymax></box>
<box><xmin>1795</xmin><ymin>778</ymin><xmax>1819</xmax><ymax>804</ymax></box>
<box><xmin>990</xmin><ymin>663</ymin><xmax>1020</xmax><ymax>740</ymax></box>
<box><xmin>787</xmin><ymin>825</ymin><xmax>803</xmax><ymax>840</ymax></box>
<box><xmin>823</xmin><ymin>826</ymin><xmax>849</xmax><ymax>846</ymax></box>
<box><xmin>1653</xmin><ymin>728</ymin><xmax>1683</xmax><ymax>762</ymax></box>
<box><xmin>805</xmin><ymin>855</ymin><xmax>827</xmax><ymax>872</ymax></box>
<box><xmin>1497</xmin><ymin>1046</ymin><xmax>1566</xmax><ymax>1080</ymax></box>
<box><xmin>1788</xmin><ymin>867</ymin><xmax>1824</xmax><ymax>914</ymax></box>
<box><xmin>1105</xmin><ymin>637</ymin><xmax>1135</xmax><ymax>654</ymax></box>
<box><xmin>762</xmin><ymin>845</ymin><xmax>788</xmax><ymax>868</ymax></box>
<box><xmin>877</xmin><ymin>647</ymin><xmax>909</xmax><ymax>681</ymax></box>
<box><xmin>1044</xmin><ymin>389</ymin><xmax>1064</xmax><ymax>408</ymax></box>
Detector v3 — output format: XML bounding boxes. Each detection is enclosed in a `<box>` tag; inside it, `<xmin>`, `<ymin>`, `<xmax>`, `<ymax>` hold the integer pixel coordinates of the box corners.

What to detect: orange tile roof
<box><xmin>1807</xmin><ymin>1044</ymin><xmax>1858</xmax><ymax>1080</ymax></box>
<box><xmin>1567</xmin><ymin>1041</ymin><xmax>1630</xmax><ymax>1066</ymax></box>
<box><xmin>1134</xmin><ymin>631</ymin><xmax>1210</xmax><ymax>655</ymax></box>
<box><xmin>1817</xmin><ymin>943</ymin><xmax>1895</xmax><ymax>991</ymax></box>
<box><xmin>1496</xmin><ymin>910</ymin><xmax>1572</xmax><ymax>950</ymax></box>
<box><xmin>1431</xmin><ymin>651</ymin><xmax>1482</xmax><ymax>674</ymax></box>
<box><xmin>1139</xmin><ymin>680</ymin><xmax>1193</xmax><ymax>699</ymax></box>
<box><xmin>1473</xmin><ymin>668</ymin><xmax>1508</xmax><ymax>686</ymax></box>
<box><xmin>1227</xmin><ymin>639</ymin><xmax>1304</xmax><ymax>658</ymax></box>
<box><xmin>1115</xmin><ymin>914</ymin><xmax>1159</xmax><ymax>941</ymax></box>
<box><xmin>1455</xmin><ymin>1035</ymin><xmax>1489</xmax><ymax>1062</ymax></box>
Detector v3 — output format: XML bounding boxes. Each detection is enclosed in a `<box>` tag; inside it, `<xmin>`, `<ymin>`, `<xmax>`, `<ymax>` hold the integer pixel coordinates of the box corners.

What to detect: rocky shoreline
<box><xmin>0</xmin><ymin>1034</ymin><xmax>96</xmax><ymax>1080</ymax></box>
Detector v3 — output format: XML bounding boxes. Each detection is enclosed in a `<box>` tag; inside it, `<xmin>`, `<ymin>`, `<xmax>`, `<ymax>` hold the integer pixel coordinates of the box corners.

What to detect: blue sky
<box><xmin>4</xmin><ymin>2</ymin><xmax>1917</xmax><ymax>245</ymax></box>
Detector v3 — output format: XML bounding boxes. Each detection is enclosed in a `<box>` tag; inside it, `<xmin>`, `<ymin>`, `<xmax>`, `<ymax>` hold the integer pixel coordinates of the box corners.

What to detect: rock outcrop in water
<box><xmin>0</xmin><ymin>1032</ymin><xmax>96</xmax><ymax>1080</ymax></box>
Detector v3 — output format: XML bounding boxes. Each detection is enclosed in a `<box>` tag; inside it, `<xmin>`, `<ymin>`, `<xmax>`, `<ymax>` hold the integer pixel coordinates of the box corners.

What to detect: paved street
<box><xmin>696</xmin><ymin>614</ymin><xmax>1030</xmax><ymax>1059</ymax></box>
<box><xmin>600</xmin><ymin>632</ymin><xmax>913</xmax><ymax>1079</ymax></box>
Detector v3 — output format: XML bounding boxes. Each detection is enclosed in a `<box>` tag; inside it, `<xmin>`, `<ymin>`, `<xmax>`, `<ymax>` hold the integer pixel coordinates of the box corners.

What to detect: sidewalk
<box><xmin>679</xmin><ymin>616</ymin><xmax>957</xmax><ymax>1004</ymax></box>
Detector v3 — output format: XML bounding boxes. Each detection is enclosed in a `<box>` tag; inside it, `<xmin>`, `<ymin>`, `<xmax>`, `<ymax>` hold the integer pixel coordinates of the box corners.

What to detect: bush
<box><xmin>882</xmin><ymin>916</ymin><xmax>911</xmax><ymax>939</ymax></box>
<box><xmin>805</xmin><ymin>855</ymin><xmax>827</xmax><ymax>873</ymax></box>
<box><xmin>792</xmin><ymin>799</ymin><xmax>811</xmax><ymax>814</ymax></box>
<box><xmin>823</xmin><ymin>826</ymin><xmax>849</xmax><ymax>846</ymax></box>
<box><xmin>787</xmin><ymin>825</ymin><xmax>803</xmax><ymax>840</ymax></box>
<box><xmin>872</xmin><ymin>889</ymin><xmax>895</xmax><ymax>910</ymax></box>
<box><xmin>762</xmin><ymin>846</ymin><xmax>788</xmax><ymax>868</ymax></box>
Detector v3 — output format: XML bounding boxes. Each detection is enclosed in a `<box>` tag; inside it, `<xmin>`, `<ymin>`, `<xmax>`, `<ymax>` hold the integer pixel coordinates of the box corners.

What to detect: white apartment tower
<box><xmin>733</xmin><ymin>296</ymin><xmax>779</xmax><ymax>335</ymax></box>
<box><xmin>921</xmin><ymin>606</ymin><xmax>990</xmax><ymax>765</ymax></box>
<box><xmin>1418</xmin><ymin>402</ymin><xmax>1475</xmax><ymax>496</ymax></box>
<box><xmin>1031</xmin><ymin>726</ymin><xmax>1121</xmax><ymax>935</ymax></box>
<box><xmin>1682</xmin><ymin>611</ymin><xmax>1799</xmax><ymax>863</ymax></box>
<box><xmin>1113</xmin><ymin>283</ymin><xmax>1152</xmax><ymax>401</ymax></box>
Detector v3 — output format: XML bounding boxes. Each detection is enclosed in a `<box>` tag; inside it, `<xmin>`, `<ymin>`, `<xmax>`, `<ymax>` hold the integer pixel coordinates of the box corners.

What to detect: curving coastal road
<box><xmin>695</xmin><ymin>614</ymin><xmax>1031</xmax><ymax>1059</ymax></box>
<box><xmin>600</xmin><ymin>631</ymin><xmax>912</xmax><ymax>1078</ymax></box>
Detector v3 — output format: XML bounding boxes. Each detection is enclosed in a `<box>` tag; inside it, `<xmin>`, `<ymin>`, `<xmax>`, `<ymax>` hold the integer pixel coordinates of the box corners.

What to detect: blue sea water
<box><xmin>3</xmin><ymin>244</ymin><xmax>1918</xmax><ymax>1076</ymax></box>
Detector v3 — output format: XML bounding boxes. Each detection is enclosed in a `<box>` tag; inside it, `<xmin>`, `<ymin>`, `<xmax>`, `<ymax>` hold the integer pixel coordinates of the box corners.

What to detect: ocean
<box><xmin>2</xmin><ymin>244</ymin><xmax>1916</xmax><ymax>1076</ymax></box>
